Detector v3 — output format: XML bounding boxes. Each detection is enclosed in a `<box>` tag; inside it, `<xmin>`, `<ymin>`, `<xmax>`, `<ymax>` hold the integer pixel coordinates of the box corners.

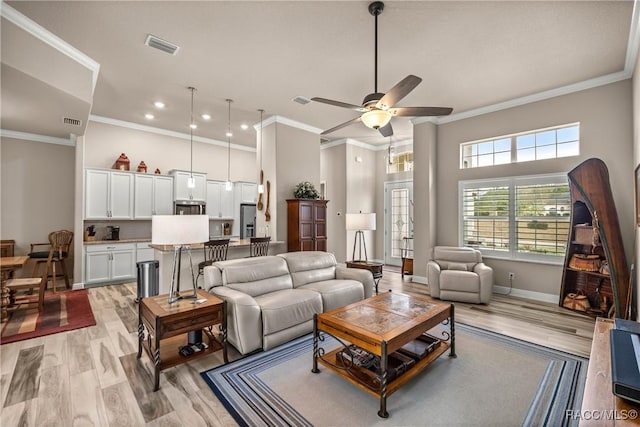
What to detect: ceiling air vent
<box><xmin>292</xmin><ymin>96</ymin><xmax>311</xmax><ymax>105</ymax></box>
<box><xmin>145</xmin><ymin>34</ymin><xmax>179</xmax><ymax>55</ymax></box>
<box><xmin>63</xmin><ymin>117</ymin><xmax>82</xmax><ymax>127</ymax></box>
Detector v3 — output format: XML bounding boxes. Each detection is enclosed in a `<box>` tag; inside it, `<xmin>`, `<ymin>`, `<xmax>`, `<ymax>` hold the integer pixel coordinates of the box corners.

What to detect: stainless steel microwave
<box><xmin>174</xmin><ymin>201</ymin><xmax>206</xmax><ymax>215</ymax></box>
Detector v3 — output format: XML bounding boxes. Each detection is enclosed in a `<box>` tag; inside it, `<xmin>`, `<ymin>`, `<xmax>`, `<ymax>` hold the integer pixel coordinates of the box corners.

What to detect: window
<box><xmin>387</xmin><ymin>151</ymin><xmax>414</xmax><ymax>174</ymax></box>
<box><xmin>460</xmin><ymin>174</ymin><xmax>570</xmax><ymax>262</ymax></box>
<box><xmin>461</xmin><ymin>123</ymin><xmax>579</xmax><ymax>169</ymax></box>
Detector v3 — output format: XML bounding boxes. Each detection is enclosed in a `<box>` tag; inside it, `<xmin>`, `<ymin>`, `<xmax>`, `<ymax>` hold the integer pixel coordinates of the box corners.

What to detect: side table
<box><xmin>137</xmin><ymin>289</ymin><xmax>227</xmax><ymax>391</ymax></box>
<box><xmin>345</xmin><ymin>260</ymin><xmax>383</xmax><ymax>295</ymax></box>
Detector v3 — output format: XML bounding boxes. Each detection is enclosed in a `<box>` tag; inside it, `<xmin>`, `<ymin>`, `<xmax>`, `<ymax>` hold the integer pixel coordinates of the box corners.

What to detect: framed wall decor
<box><xmin>636</xmin><ymin>163</ymin><xmax>640</xmax><ymax>226</ymax></box>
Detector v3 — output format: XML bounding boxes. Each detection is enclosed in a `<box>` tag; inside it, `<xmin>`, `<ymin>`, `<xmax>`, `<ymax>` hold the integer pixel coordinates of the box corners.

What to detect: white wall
<box><xmin>84</xmin><ymin>121</ymin><xmax>256</xmax><ymax>182</ymax></box>
<box><xmin>320</xmin><ymin>144</ymin><xmax>346</xmax><ymax>260</ymax></box>
<box><xmin>633</xmin><ymin>51</ymin><xmax>640</xmax><ymax>319</ymax></box>
<box><xmin>346</xmin><ymin>144</ymin><xmax>377</xmax><ymax>262</ymax></box>
<box><xmin>433</xmin><ymin>80</ymin><xmax>633</xmax><ymax>296</ymax></box>
<box><xmin>1</xmin><ymin>137</ymin><xmax>75</xmax><ymax>277</ymax></box>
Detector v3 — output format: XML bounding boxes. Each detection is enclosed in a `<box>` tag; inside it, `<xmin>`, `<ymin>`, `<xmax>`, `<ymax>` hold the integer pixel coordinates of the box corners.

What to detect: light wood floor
<box><xmin>0</xmin><ymin>271</ymin><xmax>595</xmax><ymax>426</ymax></box>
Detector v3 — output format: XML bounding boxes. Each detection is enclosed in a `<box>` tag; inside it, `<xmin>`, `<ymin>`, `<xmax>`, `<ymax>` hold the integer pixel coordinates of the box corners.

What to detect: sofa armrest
<box><xmin>473</xmin><ymin>263</ymin><xmax>493</xmax><ymax>304</ymax></box>
<box><xmin>209</xmin><ymin>287</ymin><xmax>262</xmax><ymax>355</ymax></box>
<box><xmin>204</xmin><ymin>265</ymin><xmax>223</xmax><ymax>291</ymax></box>
<box><xmin>336</xmin><ymin>267</ymin><xmax>375</xmax><ymax>299</ymax></box>
<box><xmin>427</xmin><ymin>261</ymin><xmax>442</xmax><ymax>298</ymax></box>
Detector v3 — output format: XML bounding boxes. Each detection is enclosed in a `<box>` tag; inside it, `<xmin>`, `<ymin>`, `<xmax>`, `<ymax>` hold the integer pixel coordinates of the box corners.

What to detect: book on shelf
<box><xmin>397</xmin><ymin>333</ymin><xmax>441</xmax><ymax>361</ymax></box>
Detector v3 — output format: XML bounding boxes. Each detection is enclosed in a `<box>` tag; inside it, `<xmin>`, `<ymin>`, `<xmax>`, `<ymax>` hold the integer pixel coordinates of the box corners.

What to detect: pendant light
<box><xmin>225</xmin><ymin>99</ymin><xmax>233</xmax><ymax>191</ymax></box>
<box><xmin>187</xmin><ymin>86</ymin><xmax>197</xmax><ymax>188</ymax></box>
<box><xmin>257</xmin><ymin>108</ymin><xmax>265</xmax><ymax>194</ymax></box>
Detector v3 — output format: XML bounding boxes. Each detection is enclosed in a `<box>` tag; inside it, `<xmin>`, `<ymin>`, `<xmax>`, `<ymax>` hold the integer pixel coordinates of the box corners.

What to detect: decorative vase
<box><xmin>113</xmin><ymin>153</ymin><xmax>130</xmax><ymax>171</ymax></box>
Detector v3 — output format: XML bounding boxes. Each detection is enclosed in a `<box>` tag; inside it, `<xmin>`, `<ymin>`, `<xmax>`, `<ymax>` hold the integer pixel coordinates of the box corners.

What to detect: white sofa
<box><xmin>204</xmin><ymin>251</ymin><xmax>374</xmax><ymax>355</ymax></box>
<box><xmin>427</xmin><ymin>246</ymin><xmax>493</xmax><ymax>304</ymax></box>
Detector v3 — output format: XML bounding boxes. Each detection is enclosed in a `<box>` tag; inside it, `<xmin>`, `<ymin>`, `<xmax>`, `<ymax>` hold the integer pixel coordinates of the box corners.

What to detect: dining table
<box><xmin>1</xmin><ymin>255</ymin><xmax>29</xmax><ymax>322</ymax></box>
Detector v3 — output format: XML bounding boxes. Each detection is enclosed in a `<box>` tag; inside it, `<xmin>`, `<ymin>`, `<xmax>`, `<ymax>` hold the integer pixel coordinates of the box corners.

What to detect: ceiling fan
<box><xmin>312</xmin><ymin>1</ymin><xmax>453</xmax><ymax>138</ymax></box>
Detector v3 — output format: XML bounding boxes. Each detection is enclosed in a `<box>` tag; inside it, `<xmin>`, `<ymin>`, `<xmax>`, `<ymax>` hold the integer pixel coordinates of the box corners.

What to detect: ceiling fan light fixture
<box><xmin>361</xmin><ymin>109</ymin><xmax>391</xmax><ymax>130</ymax></box>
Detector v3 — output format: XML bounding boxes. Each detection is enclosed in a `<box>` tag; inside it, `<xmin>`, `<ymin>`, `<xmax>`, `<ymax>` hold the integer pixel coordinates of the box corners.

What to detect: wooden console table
<box><xmin>579</xmin><ymin>318</ymin><xmax>640</xmax><ymax>426</ymax></box>
<box><xmin>137</xmin><ymin>289</ymin><xmax>227</xmax><ymax>391</ymax></box>
<box><xmin>346</xmin><ymin>261</ymin><xmax>383</xmax><ymax>295</ymax></box>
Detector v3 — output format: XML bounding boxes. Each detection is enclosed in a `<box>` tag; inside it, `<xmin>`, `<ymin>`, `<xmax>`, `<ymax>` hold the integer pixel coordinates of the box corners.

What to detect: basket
<box><xmin>569</xmin><ymin>254</ymin><xmax>601</xmax><ymax>272</ymax></box>
<box><xmin>563</xmin><ymin>292</ymin><xmax>591</xmax><ymax>312</ymax></box>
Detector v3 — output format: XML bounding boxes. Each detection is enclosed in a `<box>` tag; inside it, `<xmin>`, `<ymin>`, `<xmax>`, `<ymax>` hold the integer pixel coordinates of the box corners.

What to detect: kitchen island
<box><xmin>151</xmin><ymin>239</ymin><xmax>285</xmax><ymax>294</ymax></box>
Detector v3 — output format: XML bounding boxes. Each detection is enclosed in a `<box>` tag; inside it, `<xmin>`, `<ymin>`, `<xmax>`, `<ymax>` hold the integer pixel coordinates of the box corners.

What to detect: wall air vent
<box><xmin>63</xmin><ymin>117</ymin><xmax>82</xmax><ymax>127</ymax></box>
<box><xmin>145</xmin><ymin>34</ymin><xmax>180</xmax><ymax>55</ymax></box>
<box><xmin>292</xmin><ymin>96</ymin><xmax>311</xmax><ymax>105</ymax></box>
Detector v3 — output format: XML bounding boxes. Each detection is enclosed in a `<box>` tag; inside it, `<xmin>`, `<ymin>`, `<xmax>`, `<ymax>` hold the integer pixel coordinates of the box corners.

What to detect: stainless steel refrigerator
<box><xmin>240</xmin><ymin>204</ymin><xmax>256</xmax><ymax>239</ymax></box>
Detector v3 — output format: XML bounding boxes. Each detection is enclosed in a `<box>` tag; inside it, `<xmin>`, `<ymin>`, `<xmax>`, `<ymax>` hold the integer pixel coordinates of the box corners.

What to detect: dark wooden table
<box><xmin>137</xmin><ymin>289</ymin><xmax>227</xmax><ymax>391</ymax></box>
<box><xmin>1</xmin><ymin>255</ymin><xmax>29</xmax><ymax>322</ymax></box>
<box><xmin>346</xmin><ymin>260</ymin><xmax>383</xmax><ymax>295</ymax></box>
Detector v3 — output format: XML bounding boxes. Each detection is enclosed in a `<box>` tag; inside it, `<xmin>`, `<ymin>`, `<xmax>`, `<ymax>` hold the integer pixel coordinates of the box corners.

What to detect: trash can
<box><xmin>136</xmin><ymin>260</ymin><xmax>159</xmax><ymax>302</ymax></box>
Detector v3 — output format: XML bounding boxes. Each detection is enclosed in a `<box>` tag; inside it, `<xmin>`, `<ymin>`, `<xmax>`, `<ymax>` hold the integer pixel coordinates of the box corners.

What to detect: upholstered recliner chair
<box><xmin>427</xmin><ymin>246</ymin><xmax>493</xmax><ymax>304</ymax></box>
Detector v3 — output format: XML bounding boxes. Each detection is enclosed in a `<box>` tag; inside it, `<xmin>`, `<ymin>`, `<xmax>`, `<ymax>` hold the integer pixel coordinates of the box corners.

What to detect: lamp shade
<box><xmin>361</xmin><ymin>110</ymin><xmax>391</xmax><ymax>130</ymax></box>
<box><xmin>152</xmin><ymin>215</ymin><xmax>209</xmax><ymax>245</ymax></box>
<box><xmin>345</xmin><ymin>213</ymin><xmax>376</xmax><ymax>231</ymax></box>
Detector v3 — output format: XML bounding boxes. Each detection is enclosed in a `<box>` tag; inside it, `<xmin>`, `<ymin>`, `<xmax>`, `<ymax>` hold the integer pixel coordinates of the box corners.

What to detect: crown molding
<box><xmin>320</xmin><ymin>137</ymin><xmax>413</xmax><ymax>151</ymax></box>
<box><xmin>1</xmin><ymin>2</ymin><xmax>101</xmax><ymax>95</ymax></box>
<box><xmin>0</xmin><ymin>129</ymin><xmax>74</xmax><ymax>146</ymax></box>
<box><xmin>258</xmin><ymin>115</ymin><xmax>323</xmax><ymax>135</ymax></box>
<box><xmin>89</xmin><ymin>115</ymin><xmax>256</xmax><ymax>152</ymax></box>
<box><xmin>625</xmin><ymin>0</ymin><xmax>640</xmax><ymax>72</ymax></box>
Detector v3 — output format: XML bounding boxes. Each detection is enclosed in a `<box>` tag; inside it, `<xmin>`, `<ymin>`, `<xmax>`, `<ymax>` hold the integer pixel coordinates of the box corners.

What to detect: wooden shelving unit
<box><xmin>559</xmin><ymin>158</ymin><xmax>630</xmax><ymax>319</ymax></box>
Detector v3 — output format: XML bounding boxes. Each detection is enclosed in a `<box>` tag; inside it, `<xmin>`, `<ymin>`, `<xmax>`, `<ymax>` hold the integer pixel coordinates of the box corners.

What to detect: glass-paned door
<box><xmin>384</xmin><ymin>181</ymin><xmax>413</xmax><ymax>266</ymax></box>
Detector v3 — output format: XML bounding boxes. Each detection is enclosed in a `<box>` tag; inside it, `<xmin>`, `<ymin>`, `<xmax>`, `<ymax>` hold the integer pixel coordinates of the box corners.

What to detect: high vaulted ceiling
<box><xmin>2</xmin><ymin>1</ymin><xmax>637</xmax><ymax>147</ymax></box>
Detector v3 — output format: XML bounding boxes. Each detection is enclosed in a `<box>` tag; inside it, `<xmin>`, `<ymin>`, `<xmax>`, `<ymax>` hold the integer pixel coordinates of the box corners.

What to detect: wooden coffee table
<box><xmin>312</xmin><ymin>291</ymin><xmax>455</xmax><ymax>418</ymax></box>
<box><xmin>137</xmin><ymin>289</ymin><xmax>227</xmax><ymax>391</ymax></box>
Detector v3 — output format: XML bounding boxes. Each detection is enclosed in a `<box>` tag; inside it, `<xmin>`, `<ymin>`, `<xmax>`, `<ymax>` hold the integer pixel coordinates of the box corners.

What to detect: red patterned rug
<box><xmin>0</xmin><ymin>289</ymin><xmax>96</xmax><ymax>344</ymax></box>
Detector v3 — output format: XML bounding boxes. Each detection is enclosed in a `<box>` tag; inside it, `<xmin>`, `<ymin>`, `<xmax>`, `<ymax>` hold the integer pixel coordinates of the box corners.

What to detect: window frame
<box><xmin>460</xmin><ymin>123</ymin><xmax>580</xmax><ymax>169</ymax></box>
<box><xmin>459</xmin><ymin>173</ymin><xmax>570</xmax><ymax>265</ymax></box>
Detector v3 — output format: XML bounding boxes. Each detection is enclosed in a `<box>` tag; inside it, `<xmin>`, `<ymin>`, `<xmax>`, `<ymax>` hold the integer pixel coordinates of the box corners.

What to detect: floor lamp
<box><xmin>152</xmin><ymin>215</ymin><xmax>209</xmax><ymax>304</ymax></box>
<box><xmin>346</xmin><ymin>213</ymin><xmax>376</xmax><ymax>262</ymax></box>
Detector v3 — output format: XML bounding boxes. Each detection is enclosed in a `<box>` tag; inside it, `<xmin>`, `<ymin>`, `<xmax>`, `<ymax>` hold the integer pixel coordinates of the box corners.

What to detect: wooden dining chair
<box><xmin>29</xmin><ymin>229</ymin><xmax>73</xmax><ymax>292</ymax></box>
<box><xmin>5</xmin><ymin>252</ymin><xmax>52</xmax><ymax>312</ymax></box>
<box><xmin>249</xmin><ymin>237</ymin><xmax>270</xmax><ymax>257</ymax></box>
<box><xmin>196</xmin><ymin>239</ymin><xmax>230</xmax><ymax>286</ymax></box>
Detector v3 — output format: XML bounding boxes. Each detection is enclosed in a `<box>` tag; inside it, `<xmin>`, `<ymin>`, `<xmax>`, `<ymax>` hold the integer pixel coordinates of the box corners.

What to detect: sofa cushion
<box><xmin>256</xmin><ymin>289</ymin><xmax>322</xmax><ymax>335</ymax></box>
<box><xmin>440</xmin><ymin>270</ymin><xmax>480</xmax><ymax>293</ymax></box>
<box><xmin>217</xmin><ymin>256</ymin><xmax>293</xmax><ymax>297</ymax></box>
<box><xmin>278</xmin><ymin>251</ymin><xmax>337</xmax><ymax>288</ymax></box>
<box><xmin>299</xmin><ymin>279</ymin><xmax>364</xmax><ymax>312</ymax></box>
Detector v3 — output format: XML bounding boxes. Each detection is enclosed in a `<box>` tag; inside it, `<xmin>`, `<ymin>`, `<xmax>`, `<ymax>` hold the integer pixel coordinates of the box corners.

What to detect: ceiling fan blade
<box><xmin>376</xmin><ymin>75</ymin><xmax>422</xmax><ymax>109</ymax></box>
<box><xmin>378</xmin><ymin>122</ymin><xmax>393</xmax><ymax>137</ymax></box>
<box><xmin>390</xmin><ymin>106</ymin><xmax>453</xmax><ymax>117</ymax></box>
<box><xmin>321</xmin><ymin>116</ymin><xmax>362</xmax><ymax>135</ymax></box>
<box><xmin>311</xmin><ymin>97</ymin><xmax>365</xmax><ymax>112</ymax></box>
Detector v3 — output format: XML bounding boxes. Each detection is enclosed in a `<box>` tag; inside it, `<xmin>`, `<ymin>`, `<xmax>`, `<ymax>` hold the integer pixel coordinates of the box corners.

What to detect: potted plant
<box><xmin>293</xmin><ymin>181</ymin><xmax>320</xmax><ymax>199</ymax></box>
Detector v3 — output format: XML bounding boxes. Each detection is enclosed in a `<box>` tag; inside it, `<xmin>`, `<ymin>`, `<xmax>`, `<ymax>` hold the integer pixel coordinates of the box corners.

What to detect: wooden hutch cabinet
<box><xmin>560</xmin><ymin>158</ymin><xmax>630</xmax><ymax>319</ymax></box>
<box><xmin>287</xmin><ymin>199</ymin><xmax>328</xmax><ymax>252</ymax></box>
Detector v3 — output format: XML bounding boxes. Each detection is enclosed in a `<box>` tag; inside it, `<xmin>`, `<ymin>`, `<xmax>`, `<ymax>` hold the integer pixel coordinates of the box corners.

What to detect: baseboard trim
<box><xmin>72</xmin><ymin>282</ymin><xmax>85</xmax><ymax>290</ymax></box>
<box><xmin>493</xmin><ymin>285</ymin><xmax>559</xmax><ymax>304</ymax></box>
<box><xmin>412</xmin><ymin>276</ymin><xmax>428</xmax><ymax>285</ymax></box>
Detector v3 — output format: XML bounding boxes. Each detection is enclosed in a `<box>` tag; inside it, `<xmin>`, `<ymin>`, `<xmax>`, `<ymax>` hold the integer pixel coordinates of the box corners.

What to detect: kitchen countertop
<box><xmin>84</xmin><ymin>238</ymin><xmax>151</xmax><ymax>245</ymax></box>
<box><xmin>151</xmin><ymin>239</ymin><xmax>284</xmax><ymax>252</ymax></box>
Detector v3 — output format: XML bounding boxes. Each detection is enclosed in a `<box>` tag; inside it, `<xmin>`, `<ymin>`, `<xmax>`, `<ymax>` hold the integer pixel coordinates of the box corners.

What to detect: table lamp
<box><xmin>345</xmin><ymin>213</ymin><xmax>376</xmax><ymax>262</ymax></box>
<box><xmin>152</xmin><ymin>215</ymin><xmax>209</xmax><ymax>304</ymax></box>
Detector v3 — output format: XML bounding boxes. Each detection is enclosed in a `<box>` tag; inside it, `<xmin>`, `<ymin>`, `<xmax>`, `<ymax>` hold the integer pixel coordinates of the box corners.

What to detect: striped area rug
<box><xmin>1</xmin><ymin>289</ymin><xmax>96</xmax><ymax>344</ymax></box>
<box><xmin>202</xmin><ymin>323</ymin><xmax>588</xmax><ymax>427</ymax></box>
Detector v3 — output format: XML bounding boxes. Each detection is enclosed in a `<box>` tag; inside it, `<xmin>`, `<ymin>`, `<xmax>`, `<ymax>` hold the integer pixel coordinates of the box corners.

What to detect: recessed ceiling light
<box><xmin>190</xmin><ymin>123</ymin><xmax>197</xmax><ymax>129</ymax></box>
<box><xmin>240</xmin><ymin>124</ymin><xmax>249</xmax><ymax>130</ymax></box>
<box><xmin>145</xmin><ymin>113</ymin><xmax>154</xmax><ymax>119</ymax></box>
<box><xmin>201</xmin><ymin>114</ymin><xmax>211</xmax><ymax>120</ymax></box>
<box><xmin>154</xmin><ymin>101</ymin><xmax>165</xmax><ymax>109</ymax></box>
<box><xmin>226</xmin><ymin>132</ymin><xmax>233</xmax><ymax>137</ymax></box>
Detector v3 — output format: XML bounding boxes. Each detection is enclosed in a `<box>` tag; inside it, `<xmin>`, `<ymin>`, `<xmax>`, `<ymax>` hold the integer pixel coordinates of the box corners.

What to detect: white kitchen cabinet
<box><xmin>85</xmin><ymin>243</ymin><xmax>136</xmax><ymax>285</ymax></box>
<box><xmin>136</xmin><ymin>242</ymin><xmax>155</xmax><ymax>262</ymax></box>
<box><xmin>85</xmin><ymin>169</ymin><xmax>134</xmax><ymax>219</ymax></box>
<box><xmin>134</xmin><ymin>174</ymin><xmax>174</xmax><ymax>218</ymax></box>
<box><xmin>171</xmin><ymin>170</ymin><xmax>206</xmax><ymax>202</ymax></box>
<box><xmin>237</xmin><ymin>182</ymin><xmax>258</xmax><ymax>204</ymax></box>
<box><xmin>206</xmin><ymin>180</ymin><xmax>234</xmax><ymax>219</ymax></box>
